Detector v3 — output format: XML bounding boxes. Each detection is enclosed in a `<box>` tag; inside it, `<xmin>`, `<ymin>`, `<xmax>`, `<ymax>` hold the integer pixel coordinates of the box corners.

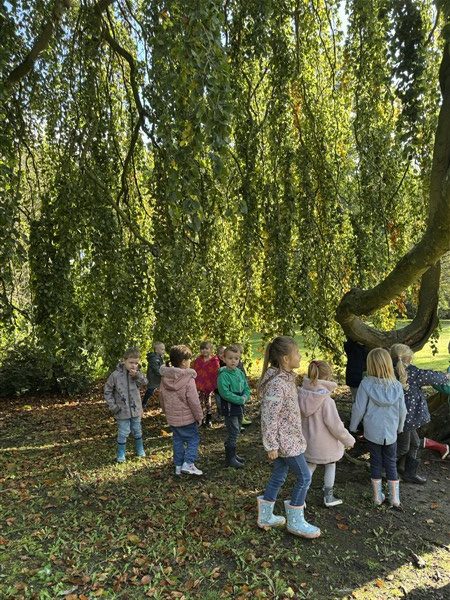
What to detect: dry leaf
<box><xmin>141</xmin><ymin>575</ymin><xmax>151</xmax><ymax>585</ymax></box>
<box><xmin>375</xmin><ymin>579</ymin><xmax>384</xmax><ymax>588</ymax></box>
<box><xmin>337</xmin><ymin>523</ymin><xmax>349</xmax><ymax>531</ymax></box>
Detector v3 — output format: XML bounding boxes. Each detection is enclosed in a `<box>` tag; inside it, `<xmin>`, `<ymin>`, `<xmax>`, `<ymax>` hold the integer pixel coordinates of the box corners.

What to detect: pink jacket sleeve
<box><xmin>323</xmin><ymin>398</ymin><xmax>355</xmax><ymax>448</ymax></box>
<box><xmin>185</xmin><ymin>379</ymin><xmax>203</xmax><ymax>423</ymax></box>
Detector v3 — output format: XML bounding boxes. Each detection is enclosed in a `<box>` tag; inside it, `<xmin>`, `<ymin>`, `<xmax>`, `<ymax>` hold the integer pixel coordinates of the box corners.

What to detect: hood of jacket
<box><xmin>299</xmin><ymin>378</ymin><xmax>337</xmax><ymax>417</ymax></box>
<box><xmin>160</xmin><ymin>366</ymin><xmax>196</xmax><ymax>391</ymax></box>
<box><xmin>360</xmin><ymin>376</ymin><xmax>403</xmax><ymax>406</ymax></box>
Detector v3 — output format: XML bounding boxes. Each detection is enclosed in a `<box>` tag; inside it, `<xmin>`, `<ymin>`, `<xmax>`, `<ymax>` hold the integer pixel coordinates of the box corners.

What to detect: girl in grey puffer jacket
<box><xmin>350</xmin><ymin>348</ymin><xmax>406</xmax><ymax>510</ymax></box>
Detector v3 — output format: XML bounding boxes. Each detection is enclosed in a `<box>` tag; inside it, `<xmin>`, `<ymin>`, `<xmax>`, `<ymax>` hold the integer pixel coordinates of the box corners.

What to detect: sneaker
<box><xmin>175</xmin><ymin>466</ymin><xmax>182</xmax><ymax>476</ymax></box>
<box><xmin>181</xmin><ymin>462</ymin><xmax>203</xmax><ymax>476</ymax></box>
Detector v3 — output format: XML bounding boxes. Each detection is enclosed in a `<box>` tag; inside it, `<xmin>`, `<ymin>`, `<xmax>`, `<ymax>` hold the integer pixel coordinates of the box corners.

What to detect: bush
<box><xmin>0</xmin><ymin>340</ymin><xmax>91</xmax><ymax>397</ymax></box>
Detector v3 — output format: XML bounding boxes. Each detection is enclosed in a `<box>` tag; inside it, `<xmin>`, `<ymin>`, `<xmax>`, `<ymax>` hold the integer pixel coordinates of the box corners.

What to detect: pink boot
<box><xmin>423</xmin><ymin>437</ymin><xmax>449</xmax><ymax>460</ymax></box>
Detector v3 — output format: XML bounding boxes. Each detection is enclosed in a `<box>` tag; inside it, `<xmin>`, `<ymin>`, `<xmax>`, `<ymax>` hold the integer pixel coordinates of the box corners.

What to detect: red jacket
<box><xmin>159</xmin><ymin>367</ymin><xmax>203</xmax><ymax>427</ymax></box>
<box><xmin>191</xmin><ymin>355</ymin><xmax>220</xmax><ymax>394</ymax></box>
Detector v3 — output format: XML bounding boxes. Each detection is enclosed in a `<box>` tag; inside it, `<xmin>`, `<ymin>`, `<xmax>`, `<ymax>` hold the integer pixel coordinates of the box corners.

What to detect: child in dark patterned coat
<box><xmin>390</xmin><ymin>343</ymin><xmax>450</xmax><ymax>483</ymax></box>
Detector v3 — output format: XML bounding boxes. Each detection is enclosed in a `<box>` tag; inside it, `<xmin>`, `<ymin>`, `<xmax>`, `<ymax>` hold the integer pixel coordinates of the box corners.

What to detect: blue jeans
<box><xmin>117</xmin><ymin>417</ymin><xmax>142</xmax><ymax>444</ymax></box>
<box><xmin>263</xmin><ymin>454</ymin><xmax>312</xmax><ymax>506</ymax></box>
<box><xmin>367</xmin><ymin>440</ymin><xmax>398</xmax><ymax>480</ymax></box>
<box><xmin>171</xmin><ymin>423</ymin><xmax>200</xmax><ymax>466</ymax></box>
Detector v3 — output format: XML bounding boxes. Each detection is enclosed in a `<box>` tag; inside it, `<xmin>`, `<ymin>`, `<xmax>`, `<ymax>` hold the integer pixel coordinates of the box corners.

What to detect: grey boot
<box><xmin>402</xmin><ymin>456</ymin><xmax>426</xmax><ymax>484</ymax></box>
<box><xmin>371</xmin><ymin>479</ymin><xmax>385</xmax><ymax>506</ymax></box>
<box><xmin>323</xmin><ymin>487</ymin><xmax>343</xmax><ymax>507</ymax></box>
<box><xmin>225</xmin><ymin>445</ymin><xmax>244</xmax><ymax>469</ymax></box>
<box><xmin>387</xmin><ymin>480</ymin><xmax>403</xmax><ymax>511</ymax></box>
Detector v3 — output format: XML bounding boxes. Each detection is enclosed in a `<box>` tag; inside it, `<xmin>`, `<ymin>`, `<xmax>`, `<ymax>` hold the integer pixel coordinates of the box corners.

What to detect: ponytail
<box><xmin>307</xmin><ymin>360</ymin><xmax>332</xmax><ymax>385</ymax></box>
<box><xmin>390</xmin><ymin>343</ymin><xmax>413</xmax><ymax>390</ymax></box>
<box><xmin>308</xmin><ymin>361</ymin><xmax>320</xmax><ymax>385</ymax></box>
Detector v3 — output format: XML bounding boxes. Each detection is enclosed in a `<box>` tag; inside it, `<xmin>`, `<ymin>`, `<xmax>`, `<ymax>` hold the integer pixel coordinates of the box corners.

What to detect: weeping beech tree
<box><xmin>0</xmin><ymin>0</ymin><xmax>449</xmax><ymax>392</ymax></box>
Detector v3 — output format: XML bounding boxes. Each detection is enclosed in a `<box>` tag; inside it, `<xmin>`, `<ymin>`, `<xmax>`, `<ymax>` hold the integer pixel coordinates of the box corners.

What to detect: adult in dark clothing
<box><xmin>344</xmin><ymin>337</ymin><xmax>369</xmax><ymax>402</ymax></box>
<box><xmin>143</xmin><ymin>342</ymin><xmax>165</xmax><ymax>408</ymax></box>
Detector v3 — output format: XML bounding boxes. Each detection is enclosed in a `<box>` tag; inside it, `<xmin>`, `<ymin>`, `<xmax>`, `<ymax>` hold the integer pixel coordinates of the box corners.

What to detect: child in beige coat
<box><xmin>298</xmin><ymin>360</ymin><xmax>355</xmax><ymax>507</ymax></box>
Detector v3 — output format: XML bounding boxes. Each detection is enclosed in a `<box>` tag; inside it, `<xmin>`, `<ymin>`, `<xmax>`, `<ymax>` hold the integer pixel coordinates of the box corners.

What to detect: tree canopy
<box><xmin>1</xmin><ymin>0</ymin><xmax>449</xmax><ymax>392</ymax></box>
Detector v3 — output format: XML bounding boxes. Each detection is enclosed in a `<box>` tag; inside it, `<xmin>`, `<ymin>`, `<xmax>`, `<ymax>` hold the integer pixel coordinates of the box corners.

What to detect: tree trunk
<box><xmin>336</xmin><ymin>38</ymin><xmax>450</xmax><ymax>350</ymax></box>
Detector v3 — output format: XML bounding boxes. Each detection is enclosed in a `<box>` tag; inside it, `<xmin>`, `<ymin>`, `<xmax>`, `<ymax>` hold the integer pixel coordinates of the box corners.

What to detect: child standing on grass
<box><xmin>104</xmin><ymin>347</ymin><xmax>148</xmax><ymax>463</ymax></box>
<box><xmin>217</xmin><ymin>344</ymin><xmax>251</xmax><ymax>469</ymax></box>
<box><xmin>390</xmin><ymin>344</ymin><xmax>450</xmax><ymax>483</ymax></box>
<box><xmin>191</xmin><ymin>341</ymin><xmax>220</xmax><ymax>428</ymax></box>
<box><xmin>298</xmin><ymin>360</ymin><xmax>355</xmax><ymax>507</ymax></box>
<box><xmin>159</xmin><ymin>345</ymin><xmax>204</xmax><ymax>476</ymax></box>
<box><xmin>350</xmin><ymin>348</ymin><xmax>407</xmax><ymax>509</ymax></box>
<box><xmin>258</xmin><ymin>336</ymin><xmax>320</xmax><ymax>538</ymax></box>
<box><xmin>143</xmin><ymin>342</ymin><xmax>165</xmax><ymax>408</ymax></box>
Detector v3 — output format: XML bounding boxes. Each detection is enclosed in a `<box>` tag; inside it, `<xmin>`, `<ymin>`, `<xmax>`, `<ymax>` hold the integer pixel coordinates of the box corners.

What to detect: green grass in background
<box><xmin>246</xmin><ymin>320</ymin><xmax>450</xmax><ymax>377</ymax></box>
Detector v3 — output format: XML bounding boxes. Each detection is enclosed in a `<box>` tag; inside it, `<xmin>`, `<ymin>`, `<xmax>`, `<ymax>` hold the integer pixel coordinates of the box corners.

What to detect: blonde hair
<box><xmin>390</xmin><ymin>343</ymin><xmax>413</xmax><ymax>389</ymax></box>
<box><xmin>259</xmin><ymin>336</ymin><xmax>298</xmax><ymax>395</ymax></box>
<box><xmin>366</xmin><ymin>348</ymin><xmax>396</xmax><ymax>382</ymax></box>
<box><xmin>308</xmin><ymin>360</ymin><xmax>332</xmax><ymax>385</ymax></box>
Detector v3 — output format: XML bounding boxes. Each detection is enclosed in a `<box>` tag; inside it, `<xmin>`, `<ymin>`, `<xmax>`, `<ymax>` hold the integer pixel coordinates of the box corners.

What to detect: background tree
<box><xmin>0</xmin><ymin>0</ymin><xmax>448</xmax><ymax>395</ymax></box>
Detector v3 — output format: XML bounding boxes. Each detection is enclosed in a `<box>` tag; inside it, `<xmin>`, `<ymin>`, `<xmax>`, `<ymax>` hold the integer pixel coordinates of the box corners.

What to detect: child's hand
<box><xmin>267</xmin><ymin>450</ymin><xmax>278</xmax><ymax>461</ymax></box>
<box><xmin>129</xmin><ymin>368</ymin><xmax>138</xmax><ymax>377</ymax></box>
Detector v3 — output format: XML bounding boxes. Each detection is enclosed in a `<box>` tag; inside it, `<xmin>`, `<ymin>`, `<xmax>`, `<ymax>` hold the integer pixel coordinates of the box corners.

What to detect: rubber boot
<box><xmin>371</xmin><ymin>479</ymin><xmax>385</xmax><ymax>506</ymax></box>
<box><xmin>116</xmin><ymin>442</ymin><xmax>126</xmax><ymax>463</ymax></box>
<box><xmin>323</xmin><ymin>487</ymin><xmax>343</xmax><ymax>507</ymax></box>
<box><xmin>387</xmin><ymin>480</ymin><xmax>403</xmax><ymax>511</ymax></box>
<box><xmin>205</xmin><ymin>413</ymin><xmax>213</xmax><ymax>428</ymax></box>
<box><xmin>225</xmin><ymin>445</ymin><xmax>244</xmax><ymax>468</ymax></box>
<box><xmin>284</xmin><ymin>500</ymin><xmax>320</xmax><ymax>538</ymax></box>
<box><xmin>423</xmin><ymin>437</ymin><xmax>449</xmax><ymax>460</ymax></box>
<box><xmin>134</xmin><ymin>437</ymin><xmax>146</xmax><ymax>458</ymax></box>
<box><xmin>402</xmin><ymin>456</ymin><xmax>426</xmax><ymax>484</ymax></box>
<box><xmin>257</xmin><ymin>496</ymin><xmax>286</xmax><ymax>530</ymax></box>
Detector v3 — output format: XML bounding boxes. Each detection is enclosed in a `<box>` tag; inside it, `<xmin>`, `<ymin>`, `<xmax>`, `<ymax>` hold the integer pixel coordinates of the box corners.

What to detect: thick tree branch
<box><xmin>336</xmin><ymin>40</ymin><xmax>450</xmax><ymax>350</ymax></box>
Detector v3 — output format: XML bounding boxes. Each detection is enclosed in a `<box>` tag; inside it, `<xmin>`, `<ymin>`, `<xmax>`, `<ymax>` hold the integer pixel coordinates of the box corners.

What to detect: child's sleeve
<box><xmin>323</xmin><ymin>399</ymin><xmax>355</xmax><ymax>447</ymax></box>
<box><xmin>104</xmin><ymin>373</ymin><xmax>120</xmax><ymax>415</ymax></box>
<box><xmin>398</xmin><ymin>390</ymin><xmax>407</xmax><ymax>433</ymax></box>
<box><xmin>349</xmin><ymin>386</ymin><xmax>369</xmax><ymax>432</ymax></box>
<box><xmin>261</xmin><ymin>382</ymin><xmax>283</xmax><ymax>451</ymax></box>
<box><xmin>134</xmin><ymin>371</ymin><xmax>147</xmax><ymax>388</ymax></box>
<box><xmin>243</xmin><ymin>373</ymin><xmax>251</xmax><ymax>401</ymax></box>
<box><xmin>413</xmin><ymin>365</ymin><xmax>449</xmax><ymax>388</ymax></box>
<box><xmin>186</xmin><ymin>379</ymin><xmax>204</xmax><ymax>423</ymax></box>
<box><xmin>218</xmin><ymin>372</ymin><xmax>246</xmax><ymax>405</ymax></box>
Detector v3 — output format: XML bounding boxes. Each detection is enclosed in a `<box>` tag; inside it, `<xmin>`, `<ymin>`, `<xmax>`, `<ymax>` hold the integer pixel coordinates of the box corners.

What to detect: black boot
<box><xmin>402</xmin><ymin>456</ymin><xmax>427</xmax><ymax>484</ymax></box>
<box><xmin>205</xmin><ymin>413</ymin><xmax>213</xmax><ymax>428</ymax></box>
<box><xmin>225</xmin><ymin>445</ymin><xmax>244</xmax><ymax>469</ymax></box>
<box><xmin>397</xmin><ymin>455</ymin><xmax>406</xmax><ymax>475</ymax></box>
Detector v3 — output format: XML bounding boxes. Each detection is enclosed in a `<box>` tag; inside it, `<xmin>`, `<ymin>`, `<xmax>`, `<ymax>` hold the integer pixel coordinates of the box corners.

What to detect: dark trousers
<box><xmin>397</xmin><ymin>429</ymin><xmax>420</xmax><ymax>460</ymax></box>
<box><xmin>366</xmin><ymin>440</ymin><xmax>398</xmax><ymax>480</ymax></box>
<box><xmin>224</xmin><ymin>415</ymin><xmax>242</xmax><ymax>448</ymax></box>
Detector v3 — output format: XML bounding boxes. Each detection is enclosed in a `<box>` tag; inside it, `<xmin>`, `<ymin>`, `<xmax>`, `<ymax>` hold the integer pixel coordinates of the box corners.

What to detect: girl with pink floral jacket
<box><xmin>258</xmin><ymin>336</ymin><xmax>320</xmax><ymax>539</ymax></box>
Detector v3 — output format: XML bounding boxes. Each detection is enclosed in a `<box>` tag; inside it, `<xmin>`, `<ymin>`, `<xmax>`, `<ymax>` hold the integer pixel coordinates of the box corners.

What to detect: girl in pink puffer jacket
<box><xmin>159</xmin><ymin>345</ymin><xmax>204</xmax><ymax>476</ymax></box>
<box><xmin>298</xmin><ymin>360</ymin><xmax>355</xmax><ymax>507</ymax></box>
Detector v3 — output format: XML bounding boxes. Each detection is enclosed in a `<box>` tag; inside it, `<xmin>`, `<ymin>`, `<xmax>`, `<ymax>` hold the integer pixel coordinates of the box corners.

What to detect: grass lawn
<box><xmin>247</xmin><ymin>321</ymin><xmax>450</xmax><ymax>377</ymax></box>
<box><xmin>0</xmin><ymin>381</ymin><xmax>449</xmax><ymax>599</ymax></box>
